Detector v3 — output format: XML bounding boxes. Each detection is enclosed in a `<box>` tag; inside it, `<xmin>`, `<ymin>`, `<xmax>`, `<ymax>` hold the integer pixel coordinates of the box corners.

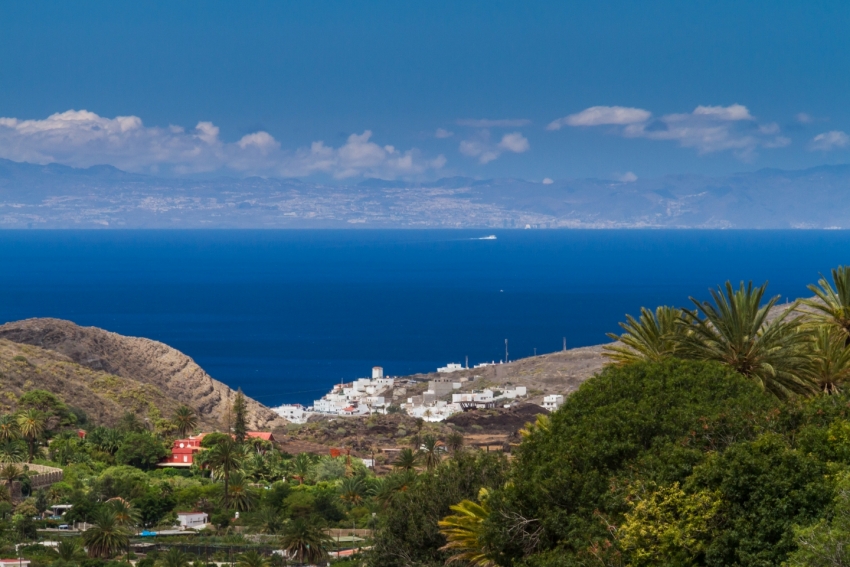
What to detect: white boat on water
<box><xmin>478</xmin><ymin>235</ymin><xmax>497</xmax><ymax>240</ymax></box>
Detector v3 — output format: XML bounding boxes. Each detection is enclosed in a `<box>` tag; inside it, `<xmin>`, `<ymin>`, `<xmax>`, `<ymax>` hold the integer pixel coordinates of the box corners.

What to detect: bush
<box><xmin>486</xmin><ymin>359</ymin><xmax>781</xmax><ymax>565</ymax></box>
<box><xmin>115</xmin><ymin>433</ymin><xmax>168</xmax><ymax>470</ymax></box>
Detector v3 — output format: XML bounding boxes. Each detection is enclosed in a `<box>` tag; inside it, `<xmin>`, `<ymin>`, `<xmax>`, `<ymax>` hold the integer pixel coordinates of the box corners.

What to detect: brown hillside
<box><xmin>0</xmin><ymin>318</ymin><xmax>286</xmax><ymax>432</ymax></box>
<box><xmin>0</xmin><ymin>339</ymin><xmax>185</xmax><ymax>426</ymax></box>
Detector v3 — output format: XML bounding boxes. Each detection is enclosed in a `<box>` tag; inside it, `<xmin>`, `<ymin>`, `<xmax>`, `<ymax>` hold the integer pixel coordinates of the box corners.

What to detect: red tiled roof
<box><xmin>247</xmin><ymin>432</ymin><xmax>274</xmax><ymax>441</ymax></box>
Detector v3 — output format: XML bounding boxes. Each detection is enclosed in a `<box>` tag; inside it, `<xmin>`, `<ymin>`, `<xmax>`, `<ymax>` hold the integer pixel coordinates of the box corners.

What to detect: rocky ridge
<box><xmin>0</xmin><ymin>318</ymin><xmax>286</xmax><ymax>432</ymax></box>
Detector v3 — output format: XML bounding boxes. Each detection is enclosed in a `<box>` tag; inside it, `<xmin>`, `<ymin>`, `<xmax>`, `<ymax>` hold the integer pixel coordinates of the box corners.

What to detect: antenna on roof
<box><xmin>505</xmin><ymin>339</ymin><xmax>509</xmax><ymax>363</ymax></box>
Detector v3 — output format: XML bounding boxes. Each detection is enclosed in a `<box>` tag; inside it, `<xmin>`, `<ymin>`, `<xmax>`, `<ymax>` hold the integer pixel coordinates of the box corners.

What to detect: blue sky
<box><xmin>1</xmin><ymin>1</ymin><xmax>849</xmax><ymax>182</ymax></box>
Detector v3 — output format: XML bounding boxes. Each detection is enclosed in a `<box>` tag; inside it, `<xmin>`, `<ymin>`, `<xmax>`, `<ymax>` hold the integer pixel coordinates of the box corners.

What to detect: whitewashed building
<box><xmin>542</xmin><ymin>394</ymin><xmax>564</xmax><ymax>411</ymax></box>
<box><xmin>177</xmin><ymin>511</ymin><xmax>209</xmax><ymax>529</ymax></box>
<box><xmin>273</xmin><ymin>404</ymin><xmax>308</xmax><ymax>424</ymax></box>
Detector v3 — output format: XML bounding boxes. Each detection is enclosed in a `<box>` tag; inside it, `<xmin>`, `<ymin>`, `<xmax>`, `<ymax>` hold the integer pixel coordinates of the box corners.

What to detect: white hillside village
<box><xmin>272</xmin><ymin>363</ymin><xmax>555</xmax><ymax>424</ymax></box>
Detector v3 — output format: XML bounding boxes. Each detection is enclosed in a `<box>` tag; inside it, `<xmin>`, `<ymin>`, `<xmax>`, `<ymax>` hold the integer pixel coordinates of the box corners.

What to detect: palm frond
<box><xmin>604</xmin><ymin>306</ymin><xmax>683</xmax><ymax>365</ymax></box>
<box><xmin>677</xmin><ymin>281</ymin><xmax>813</xmax><ymax>399</ymax></box>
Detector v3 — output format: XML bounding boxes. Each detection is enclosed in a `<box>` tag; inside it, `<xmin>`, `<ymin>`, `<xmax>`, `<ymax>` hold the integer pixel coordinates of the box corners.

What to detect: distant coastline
<box><xmin>3</xmin><ymin>158</ymin><xmax>850</xmax><ymax>228</ymax></box>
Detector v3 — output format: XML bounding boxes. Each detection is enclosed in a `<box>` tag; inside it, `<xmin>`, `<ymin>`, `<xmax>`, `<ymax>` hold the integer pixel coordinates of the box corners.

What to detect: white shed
<box><xmin>176</xmin><ymin>511</ymin><xmax>209</xmax><ymax>529</ymax></box>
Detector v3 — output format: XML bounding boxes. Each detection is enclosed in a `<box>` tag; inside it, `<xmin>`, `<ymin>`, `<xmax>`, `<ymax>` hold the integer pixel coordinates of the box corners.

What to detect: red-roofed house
<box><xmin>246</xmin><ymin>432</ymin><xmax>276</xmax><ymax>442</ymax></box>
<box><xmin>159</xmin><ymin>437</ymin><xmax>203</xmax><ymax>468</ymax></box>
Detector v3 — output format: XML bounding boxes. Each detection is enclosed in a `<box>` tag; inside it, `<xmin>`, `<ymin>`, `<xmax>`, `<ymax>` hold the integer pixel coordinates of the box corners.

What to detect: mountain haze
<box><xmin>1</xmin><ymin>158</ymin><xmax>849</xmax><ymax>228</ymax></box>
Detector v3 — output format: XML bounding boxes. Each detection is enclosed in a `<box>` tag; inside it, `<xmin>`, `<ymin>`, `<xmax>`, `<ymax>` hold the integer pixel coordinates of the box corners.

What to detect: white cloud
<box><xmin>692</xmin><ymin>104</ymin><xmax>753</xmax><ymax>121</ymax></box>
<box><xmin>796</xmin><ymin>112</ymin><xmax>813</xmax><ymax>124</ymax></box>
<box><xmin>618</xmin><ymin>172</ymin><xmax>638</xmax><ymax>182</ymax></box>
<box><xmin>0</xmin><ymin>109</ymin><xmax>445</xmax><ymax>179</ymax></box>
<box><xmin>459</xmin><ymin>139</ymin><xmax>499</xmax><ymax>164</ymax></box>
<box><xmin>237</xmin><ymin>131</ymin><xmax>279</xmax><ymax>153</ymax></box>
<box><xmin>498</xmin><ymin>132</ymin><xmax>530</xmax><ymax>153</ymax></box>
<box><xmin>459</xmin><ymin>130</ymin><xmax>530</xmax><ymax>164</ymax></box>
<box><xmin>542</xmin><ymin>177</ymin><xmax>554</xmax><ymax>185</ymax></box>
<box><xmin>551</xmin><ymin>104</ymin><xmax>789</xmax><ymax>159</ymax></box>
<box><xmin>547</xmin><ymin>106</ymin><xmax>651</xmax><ymax>130</ymax></box>
<box><xmin>435</xmin><ymin>128</ymin><xmax>454</xmax><ymax>138</ymax></box>
<box><xmin>456</xmin><ymin>118</ymin><xmax>531</xmax><ymax>128</ymax></box>
<box><xmin>810</xmin><ymin>131</ymin><xmax>850</xmax><ymax>151</ymax></box>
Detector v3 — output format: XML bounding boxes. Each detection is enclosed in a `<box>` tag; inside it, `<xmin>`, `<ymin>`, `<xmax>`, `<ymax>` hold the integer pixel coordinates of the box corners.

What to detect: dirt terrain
<box><xmin>397</xmin><ymin>344</ymin><xmax>608</xmax><ymax>404</ymax></box>
<box><xmin>0</xmin><ymin>318</ymin><xmax>287</xmax><ymax>432</ymax></box>
<box><xmin>0</xmin><ymin>338</ymin><xmax>187</xmax><ymax>426</ymax></box>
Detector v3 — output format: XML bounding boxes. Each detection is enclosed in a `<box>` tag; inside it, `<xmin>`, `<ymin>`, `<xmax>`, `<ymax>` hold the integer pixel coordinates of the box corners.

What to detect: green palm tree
<box><xmin>172</xmin><ymin>405</ymin><xmax>198</xmax><ymax>438</ymax></box>
<box><xmin>249</xmin><ymin>505</ymin><xmax>285</xmax><ymax>535</ymax></box>
<box><xmin>371</xmin><ymin>471</ymin><xmax>416</xmax><ymax>509</ymax></box>
<box><xmin>290</xmin><ymin>452</ymin><xmax>312</xmax><ymax>485</ymax></box>
<box><xmin>438</xmin><ymin>488</ymin><xmax>495</xmax><ymax>567</ymax></box>
<box><xmin>16</xmin><ymin>409</ymin><xmax>46</xmax><ymax>462</ymax></box>
<box><xmin>677</xmin><ymin>281</ymin><xmax>813</xmax><ymax>399</ymax></box>
<box><xmin>393</xmin><ymin>447</ymin><xmax>419</xmax><ymax>472</ymax></box>
<box><xmin>225</xmin><ymin>471</ymin><xmax>256</xmax><ymax>512</ymax></box>
<box><xmin>800</xmin><ymin>326</ymin><xmax>850</xmax><ymax>394</ymax></box>
<box><xmin>0</xmin><ymin>441</ymin><xmax>25</xmax><ymax>463</ymax></box>
<box><xmin>245</xmin><ymin>452</ymin><xmax>271</xmax><ymax>483</ymax></box>
<box><xmin>83</xmin><ymin>508</ymin><xmax>130</xmax><ymax>558</ymax></box>
<box><xmin>106</xmin><ymin>497</ymin><xmax>141</xmax><ymax>527</ymax></box>
<box><xmin>55</xmin><ymin>539</ymin><xmax>85</xmax><ymax>562</ymax></box>
<box><xmin>157</xmin><ymin>547</ymin><xmax>190</xmax><ymax>567</ymax></box>
<box><xmin>236</xmin><ymin>550</ymin><xmax>269</xmax><ymax>567</ymax></box>
<box><xmin>0</xmin><ymin>463</ymin><xmax>23</xmax><ymax>487</ymax></box>
<box><xmin>0</xmin><ymin>414</ymin><xmax>19</xmax><ymax>443</ymax></box>
<box><xmin>280</xmin><ymin>518</ymin><xmax>331</xmax><ymax>564</ymax></box>
<box><xmin>603</xmin><ymin>306</ymin><xmax>684</xmax><ymax>364</ymax></box>
<box><xmin>446</xmin><ymin>431</ymin><xmax>465</xmax><ymax>455</ymax></box>
<box><xmin>420</xmin><ymin>434</ymin><xmax>444</xmax><ymax>471</ymax></box>
<box><xmin>204</xmin><ymin>436</ymin><xmax>243</xmax><ymax>508</ymax></box>
<box><xmin>802</xmin><ymin>266</ymin><xmax>850</xmax><ymax>342</ymax></box>
<box><xmin>339</xmin><ymin>475</ymin><xmax>366</xmax><ymax>508</ymax></box>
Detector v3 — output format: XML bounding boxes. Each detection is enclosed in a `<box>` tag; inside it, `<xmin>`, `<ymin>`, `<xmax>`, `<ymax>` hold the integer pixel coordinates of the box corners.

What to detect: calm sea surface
<box><xmin>1</xmin><ymin>230</ymin><xmax>849</xmax><ymax>406</ymax></box>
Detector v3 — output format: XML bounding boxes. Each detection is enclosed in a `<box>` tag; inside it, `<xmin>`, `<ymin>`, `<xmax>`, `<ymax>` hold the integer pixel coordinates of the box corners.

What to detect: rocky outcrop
<box><xmin>0</xmin><ymin>318</ymin><xmax>286</xmax><ymax>431</ymax></box>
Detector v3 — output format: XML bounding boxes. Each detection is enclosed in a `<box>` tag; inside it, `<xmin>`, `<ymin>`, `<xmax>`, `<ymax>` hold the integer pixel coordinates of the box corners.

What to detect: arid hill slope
<box><xmin>0</xmin><ymin>318</ymin><xmax>286</xmax><ymax>431</ymax></box>
<box><xmin>0</xmin><ymin>338</ymin><xmax>189</xmax><ymax>426</ymax></box>
<box><xmin>399</xmin><ymin>345</ymin><xmax>608</xmax><ymax>404</ymax></box>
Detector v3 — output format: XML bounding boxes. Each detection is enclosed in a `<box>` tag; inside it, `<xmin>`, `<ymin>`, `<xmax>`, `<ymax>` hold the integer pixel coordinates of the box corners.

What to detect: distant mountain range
<box><xmin>2</xmin><ymin>158</ymin><xmax>850</xmax><ymax>228</ymax></box>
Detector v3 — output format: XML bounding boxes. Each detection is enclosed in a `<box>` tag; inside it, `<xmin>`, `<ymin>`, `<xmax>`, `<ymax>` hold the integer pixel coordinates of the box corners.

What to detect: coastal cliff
<box><xmin>0</xmin><ymin>318</ymin><xmax>286</xmax><ymax>432</ymax></box>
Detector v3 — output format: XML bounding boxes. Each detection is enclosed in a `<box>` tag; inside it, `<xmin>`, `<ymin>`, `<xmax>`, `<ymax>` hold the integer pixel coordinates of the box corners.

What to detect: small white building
<box><xmin>437</xmin><ymin>363</ymin><xmax>464</xmax><ymax>373</ymax></box>
<box><xmin>0</xmin><ymin>560</ymin><xmax>31</xmax><ymax>567</ymax></box>
<box><xmin>177</xmin><ymin>511</ymin><xmax>209</xmax><ymax>529</ymax></box>
<box><xmin>542</xmin><ymin>394</ymin><xmax>564</xmax><ymax>411</ymax></box>
<box><xmin>500</xmin><ymin>386</ymin><xmax>528</xmax><ymax>399</ymax></box>
<box><xmin>372</xmin><ymin>366</ymin><xmax>384</xmax><ymax>379</ymax></box>
<box><xmin>272</xmin><ymin>404</ymin><xmax>308</xmax><ymax>424</ymax></box>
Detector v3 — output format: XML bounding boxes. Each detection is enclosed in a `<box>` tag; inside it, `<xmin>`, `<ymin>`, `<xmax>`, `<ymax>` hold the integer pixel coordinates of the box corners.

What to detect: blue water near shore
<box><xmin>1</xmin><ymin>230</ymin><xmax>849</xmax><ymax>407</ymax></box>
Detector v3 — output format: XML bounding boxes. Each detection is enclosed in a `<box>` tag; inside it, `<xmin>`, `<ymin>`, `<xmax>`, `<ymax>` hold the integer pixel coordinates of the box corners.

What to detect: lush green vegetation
<box><xmin>8</xmin><ymin>268</ymin><xmax>850</xmax><ymax>567</ymax></box>
<box><xmin>0</xmin><ymin>387</ymin><xmax>487</xmax><ymax>567</ymax></box>
<box><xmin>388</xmin><ymin>267</ymin><xmax>850</xmax><ymax>567</ymax></box>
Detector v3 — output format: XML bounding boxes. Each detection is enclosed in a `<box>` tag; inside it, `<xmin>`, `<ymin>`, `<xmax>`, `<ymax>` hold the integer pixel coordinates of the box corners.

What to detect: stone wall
<box><xmin>0</xmin><ymin>463</ymin><xmax>63</xmax><ymax>502</ymax></box>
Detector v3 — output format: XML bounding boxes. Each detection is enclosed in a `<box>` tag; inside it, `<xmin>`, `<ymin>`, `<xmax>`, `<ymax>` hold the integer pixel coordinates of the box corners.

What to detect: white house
<box><xmin>177</xmin><ymin>511</ymin><xmax>209</xmax><ymax>529</ymax></box>
<box><xmin>437</xmin><ymin>363</ymin><xmax>464</xmax><ymax>373</ymax></box>
<box><xmin>0</xmin><ymin>560</ymin><xmax>31</xmax><ymax>567</ymax></box>
<box><xmin>452</xmin><ymin>389</ymin><xmax>494</xmax><ymax>403</ymax></box>
<box><xmin>542</xmin><ymin>394</ymin><xmax>564</xmax><ymax>411</ymax></box>
<box><xmin>272</xmin><ymin>404</ymin><xmax>308</xmax><ymax>424</ymax></box>
<box><xmin>500</xmin><ymin>386</ymin><xmax>528</xmax><ymax>399</ymax></box>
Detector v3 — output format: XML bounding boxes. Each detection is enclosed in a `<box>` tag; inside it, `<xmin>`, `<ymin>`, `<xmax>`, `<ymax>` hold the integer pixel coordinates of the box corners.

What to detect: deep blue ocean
<box><xmin>1</xmin><ymin>230</ymin><xmax>849</xmax><ymax>407</ymax></box>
